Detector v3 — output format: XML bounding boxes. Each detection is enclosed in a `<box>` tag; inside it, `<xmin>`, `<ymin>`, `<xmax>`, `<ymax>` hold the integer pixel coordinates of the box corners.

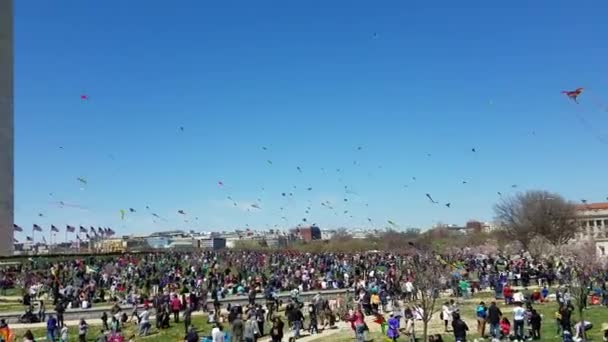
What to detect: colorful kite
<box><xmin>562</xmin><ymin>87</ymin><xmax>584</xmax><ymax>103</ymax></box>
<box><xmin>120</xmin><ymin>209</ymin><xmax>126</xmax><ymax>220</ymax></box>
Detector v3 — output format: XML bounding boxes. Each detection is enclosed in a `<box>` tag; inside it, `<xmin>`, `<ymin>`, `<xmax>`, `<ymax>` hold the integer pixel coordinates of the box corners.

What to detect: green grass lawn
<box><xmin>11</xmin><ymin>315</ymin><xmax>213</xmax><ymax>342</ymax></box>
<box><xmin>0</xmin><ymin>301</ymin><xmax>25</xmax><ymax>313</ymax></box>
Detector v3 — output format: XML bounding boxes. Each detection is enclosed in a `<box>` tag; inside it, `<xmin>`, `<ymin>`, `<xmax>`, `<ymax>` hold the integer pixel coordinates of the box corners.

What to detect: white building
<box><xmin>576</xmin><ymin>203</ymin><xmax>608</xmax><ymax>257</ymax></box>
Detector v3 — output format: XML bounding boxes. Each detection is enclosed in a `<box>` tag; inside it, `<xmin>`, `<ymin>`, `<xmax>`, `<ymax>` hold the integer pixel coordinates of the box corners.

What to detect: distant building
<box><xmin>321</xmin><ymin>229</ymin><xmax>336</xmax><ymax>240</ymax></box>
<box><xmin>196</xmin><ymin>237</ymin><xmax>226</xmax><ymax>250</ymax></box>
<box><xmin>291</xmin><ymin>226</ymin><xmax>321</xmax><ymax>242</ymax></box>
<box><xmin>576</xmin><ymin>202</ymin><xmax>608</xmax><ymax>257</ymax></box>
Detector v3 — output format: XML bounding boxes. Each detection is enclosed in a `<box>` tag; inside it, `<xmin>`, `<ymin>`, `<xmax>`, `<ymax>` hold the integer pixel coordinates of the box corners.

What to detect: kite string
<box><xmin>572</xmin><ymin>106</ymin><xmax>608</xmax><ymax>144</ymax></box>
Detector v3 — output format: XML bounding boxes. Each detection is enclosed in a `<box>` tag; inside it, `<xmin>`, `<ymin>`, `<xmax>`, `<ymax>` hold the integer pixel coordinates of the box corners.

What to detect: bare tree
<box><xmin>494</xmin><ymin>190</ymin><xmax>579</xmax><ymax>249</ymax></box>
<box><xmin>562</xmin><ymin>240</ymin><xmax>604</xmax><ymax>338</ymax></box>
<box><xmin>406</xmin><ymin>245</ymin><xmax>449</xmax><ymax>342</ymax></box>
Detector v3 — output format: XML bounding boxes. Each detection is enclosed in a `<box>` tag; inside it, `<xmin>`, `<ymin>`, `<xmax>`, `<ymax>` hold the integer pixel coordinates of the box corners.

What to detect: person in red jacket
<box><xmin>503</xmin><ymin>285</ymin><xmax>513</xmax><ymax>305</ymax></box>
<box><xmin>171</xmin><ymin>295</ymin><xmax>182</xmax><ymax>323</ymax></box>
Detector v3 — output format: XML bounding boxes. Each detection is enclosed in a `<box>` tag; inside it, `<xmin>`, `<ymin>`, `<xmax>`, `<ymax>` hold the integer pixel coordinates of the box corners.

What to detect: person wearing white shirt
<box><xmin>212</xmin><ymin>324</ymin><xmax>225</xmax><ymax>342</ymax></box>
<box><xmin>512</xmin><ymin>303</ymin><xmax>526</xmax><ymax>340</ymax></box>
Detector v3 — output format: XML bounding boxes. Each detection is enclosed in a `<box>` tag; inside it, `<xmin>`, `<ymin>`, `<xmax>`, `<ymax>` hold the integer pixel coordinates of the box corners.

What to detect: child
<box><xmin>308</xmin><ymin>304</ymin><xmax>318</xmax><ymax>335</ymax></box>
<box><xmin>500</xmin><ymin>317</ymin><xmax>511</xmax><ymax>339</ymax></box>
<box><xmin>60</xmin><ymin>325</ymin><xmax>69</xmax><ymax>342</ymax></box>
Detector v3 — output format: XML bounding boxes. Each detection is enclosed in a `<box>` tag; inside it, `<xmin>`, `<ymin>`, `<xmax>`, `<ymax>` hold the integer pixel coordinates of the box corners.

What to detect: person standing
<box><xmin>530</xmin><ymin>309</ymin><xmax>542</xmax><ymax>340</ymax></box>
<box><xmin>171</xmin><ymin>295</ymin><xmax>181</xmax><ymax>323</ymax></box>
<box><xmin>288</xmin><ymin>304</ymin><xmax>305</xmax><ymax>340</ymax></box>
<box><xmin>47</xmin><ymin>314</ymin><xmax>58</xmax><ymax>342</ymax></box>
<box><xmin>138</xmin><ymin>306</ymin><xmax>150</xmax><ymax>337</ymax></box>
<box><xmin>244</xmin><ymin>314</ymin><xmax>260</xmax><ymax>342</ymax></box>
<box><xmin>78</xmin><ymin>318</ymin><xmax>89</xmax><ymax>342</ymax></box>
<box><xmin>513</xmin><ymin>302</ymin><xmax>526</xmax><ymax>341</ymax></box>
<box><xmin>270</xmin><ymin>316</ymin><xmax>284</xmax><ymax>342</ymax></box>
<box><xmin>441</xmin><ymin>301</ymin><xmax>452</xmax><ymax>332</ymax></box>
<box><xmin>451</xmin><ymin>313</ymin><xmax>469</xmax><ymax>342</ymax></box>
<box><xmin>231</xmin><ymin>314</ymin><xmax>244</xmax><ymax>342</ymax></box>
<box><xmin>487</xmin><ymin>301</ymin><xmax>502</xmax><ymax>338</ymax></box>
<box><xmin>60</xmin><ymin>324</ymin><xmax>69</xmax><ymax>342</ymax></box>
<box><xmin>183</xmin><ymin>304</ymin><xmax>193</xmax><ymax>335</ymax></box>
<box><xmin>212</xmin><ymin>323</ymin><xmax>225</xmax><ymax>342</ymax></box>
<box><xmin>476</xmin><ymin>301</ymin><xmax>488</xmax><ymax>338</ymax></box>
<box><xmin>55</xmin><ymin>301</ymin><xmax>65</xmax><ymax>328</ymax></box>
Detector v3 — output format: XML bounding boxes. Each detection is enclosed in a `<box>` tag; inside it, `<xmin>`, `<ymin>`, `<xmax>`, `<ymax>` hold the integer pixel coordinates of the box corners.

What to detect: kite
<box><xmin>152</xmin><ymin>213</ymin><xmax>160</xmax><ymax>218</ymax></box>
<box><xmin>497</xmin><ymin>192</ymin><xmax>502</xmax><ymax>196</ymax></box>
<box><xmin>307</xmin><ymin>187</ymin><xmax>312</xmax><ymax>191</ymax></box>
<box><xmin>426</xmin><ymin>193</ymin><xmax>438</xmax><ymax>204</ymax></box>
<box><xmin>581</xmin><ymin>199</ymin><xmax>588</xmax><ymax>204</ymax></box>
<box><xmin>179</xmin><ymin>126</ymin><xmax>184</xmax><ymax>132</ymax></box>
<box><xmin>129</xmin><ymin>208</ymin><xmax>136</xmax><ymax>213</ymax></box>
<box><xmin>296</xmin><ymin>166</ymin><xmax>302</xmax><ymax>173</ymax></box>
<box><xmin>357</xmin><ymin>146</ymin><xmax>363</xmax><ymax>150</ymax></box>
<box><xmin>343</xmin><ymin>198</ymin><xmax>348</xmax><ymax>202</ymax></box>
<box><xmin>511</xmin><ymin>184</ymin><xmax>518</xmax><ymax>188</ymax></box>
<box><xmin>562</xmin><ymin>87</ymin><xmax>584</xmax><ymax>104</ymax></box>
<box><xmin>343</xmin><ymin>210</ymin><xmax>349</xmax><ymax>214</ymax></box>
<box><xmin>77</xmin><ymin>177</ymin><xmax>87</xmax><ymax>185</ymax></box>
<box><xmin>412</xmin><ymin>177</ymin><xmax>417</xmax><ymax>181</ymax></box>
<box><xmin>218</xmin><ymin>181</ymin><xmax>224</xmax><ymax>187</ymax></box>
<box><xmin>145</xmin><ymin>206</ymin><xmax>150</xmax><ymax>210</ymax></box>
<box><xmin>266</xmin><ymin>160</ymin><xmax>273</xmax><ymax>165</ymax></box>
<box><xmin>251</xmin><ymin>204</ymin><xmax>261</xmax><ymax>209</ymax></box>
<box><xmin>368</xmin><ymin>218</ymin><xmax>372</xmax><ymax>222</ymax></box>
<box><xmin>462</xmin><ymin>180</ymin><xmax>468</xmax><ymax>184</ymax></box>
<box><xmin>262</xmin><ymin>146</ymin><xmax>268</xmax><ymax>151</ymax></box>
<box><xmin>387</xmin><ymin>220</ymin><xmax>397</xmax><ymax>226</ymax></box>
<box><xmin>302</xmin><ymin>218</ymin><xmax>307</xmax><ymax>222</ymax></box>
<box><xmin>178</xmin><ymin>210</ymin><xmax>186</xmax><ymax>215</ymax></box>
<box><xmin>38</xmin><ymin>213</ymin><xmax>43</xmax><ymax>217</ymax></box>
<box><xmin>445</xmin><ymin>203</ymin><xmax>451</xmax><ymax>208</ymax></box>
<box><xmin>471</xmin><ymin>148</ymin><xmax>476</xmax><ymax>153</ymax></box>
<box><xmin>80</xmin><ymin>94</ymin><xmax>88</xmax><ymax>100</ymax></box>
<box><xmin>120</xmin><ymin>209</ymin><xmax>126</xmax><ymax>220</ymax></box>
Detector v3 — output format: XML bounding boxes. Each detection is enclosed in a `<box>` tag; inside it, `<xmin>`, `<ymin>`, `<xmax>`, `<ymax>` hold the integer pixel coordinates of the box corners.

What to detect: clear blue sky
<box><xmin>13</xmin><ymin>0</ymin><xmax>608</xmax><ymax>239</ymax></box>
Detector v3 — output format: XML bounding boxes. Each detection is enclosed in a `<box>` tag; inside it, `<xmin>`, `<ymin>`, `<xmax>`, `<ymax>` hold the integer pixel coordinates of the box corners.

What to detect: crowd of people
<box><xmin>0</xmin><ymin>249</ymin><xmax>606</xmax><ymax>341</ymax></box>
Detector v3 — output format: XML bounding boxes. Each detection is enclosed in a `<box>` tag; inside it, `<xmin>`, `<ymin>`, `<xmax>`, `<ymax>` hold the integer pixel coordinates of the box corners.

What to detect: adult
<box><xmin>512</xmin><ymin>301</ymin><xmax>525</xmax><ymax>341</ymax></box>
<box><xmin>231</xmin><ymin>314</ymin><xmax>244</xmax><ymax>342</ymax></box>
<box><xmin>476</xmin><ymin>301</ymin><xmax>487</xmax><ymax>338</ymax></box>
<box><xmin>79</xmin><ymin>318</ymin><xmax>89</xmax><ymax>342</ymax></box>
<box><xmin>487</xmin><ymin>301</ymin><xmax>502</xmax><ymax>338</ymax></box>
<box><xmin>270</xmin><ymin>316</ymin><xmax>284</xmax><ymax>342</ymax></box>
<box><xmin>451</xmin><ymin>312</ymin><xmax>469</xmax><ymax>342</ymax></box>
<box><xmin>46</xmin><ymin>314</ymin><xmax>58</xmax><ymax>342</ymax></box>
<box><xmin>212</xmin><ymin>323</ymin><xmax>225</xmax><ymax>342</ymax></box>
<box><xmin>184</xmin><ymin>325</ymin><xmax>199</xmax><ymax>342</ymax></box>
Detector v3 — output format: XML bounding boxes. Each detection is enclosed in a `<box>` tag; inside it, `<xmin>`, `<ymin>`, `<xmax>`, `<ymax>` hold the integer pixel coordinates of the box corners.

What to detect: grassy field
<box><xmin>11</xmin><ymin>315</ymin><xmax>213</xmax><ymax>342</ymax></box>
<box><xmin>313</xmin><ymin>292</ymin><xmax>608</xmax><ymax>342</ymax></box>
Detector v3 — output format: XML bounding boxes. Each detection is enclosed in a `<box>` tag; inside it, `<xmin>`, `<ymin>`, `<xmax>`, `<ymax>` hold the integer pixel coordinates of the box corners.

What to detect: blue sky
<box><xmin>13</xmin><ymin>0</ymin><xmax>608</xmax><ymax>239</ymax></box>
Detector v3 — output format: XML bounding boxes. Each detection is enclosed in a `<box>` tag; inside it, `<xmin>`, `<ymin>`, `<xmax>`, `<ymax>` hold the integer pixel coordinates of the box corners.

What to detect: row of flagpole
<box><xmin>12</xmin><ymin>224</ymin><xmax>115</xmax><ymax>245</ymax></box>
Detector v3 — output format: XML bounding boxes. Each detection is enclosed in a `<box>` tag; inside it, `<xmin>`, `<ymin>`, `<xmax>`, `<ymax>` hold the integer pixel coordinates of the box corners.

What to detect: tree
<box><xmin>562</xmin><ymin>240</ymin><xmax>604</xmax><ymax>338</ymax></box>
<box><xmin>493</xmin><ymin>190</ymin><xmax>579</xmax><ymax>249</ymax></box>
<box><xmin>405</xmin><ymin>244</ymin><xmax>449</xmax><ymax>342</ymax></box>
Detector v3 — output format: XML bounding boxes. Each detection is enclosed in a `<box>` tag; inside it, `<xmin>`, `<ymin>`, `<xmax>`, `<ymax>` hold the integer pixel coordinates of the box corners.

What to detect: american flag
<box><xmin>107</xmin><ymin>228</ymin><xmax>115</xmax><ymax>236</ymax></box>
<box><xmin>97</xmin><ymin>227</ymin><xmax>104</xmax><ymax>235</ymax></box>
<box><xmin>33</xmin><ymin>224</ymin><xmax>43</xmax><ymax>232</ymax></box>
<box><xmin>26</xmin><ymin>236</ymin><xmax>33</xmax><ymax>241</ymax></box>
<box><xmin>66</xmin><ymin>225</ymin><xmax>76</xmax><ymax>233</ymax></box>
<box><xmin>13</xmin><ymin>224</ymin><xmax>23</xmax><ymax>232</ymax></box>
<box><xmin>90</xmin><ymin>227</ymin><xmax>97</xmax><ymax>235</ymax></box>
<box><xmin>79</xmin><ymin>226</ymin><xmax>87</xmax><ymax>233</ymax></box>
<box><xmin>51</xmin><ymin>225</ymin><xmax>59</xmax><ymax>233</ymax></box>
